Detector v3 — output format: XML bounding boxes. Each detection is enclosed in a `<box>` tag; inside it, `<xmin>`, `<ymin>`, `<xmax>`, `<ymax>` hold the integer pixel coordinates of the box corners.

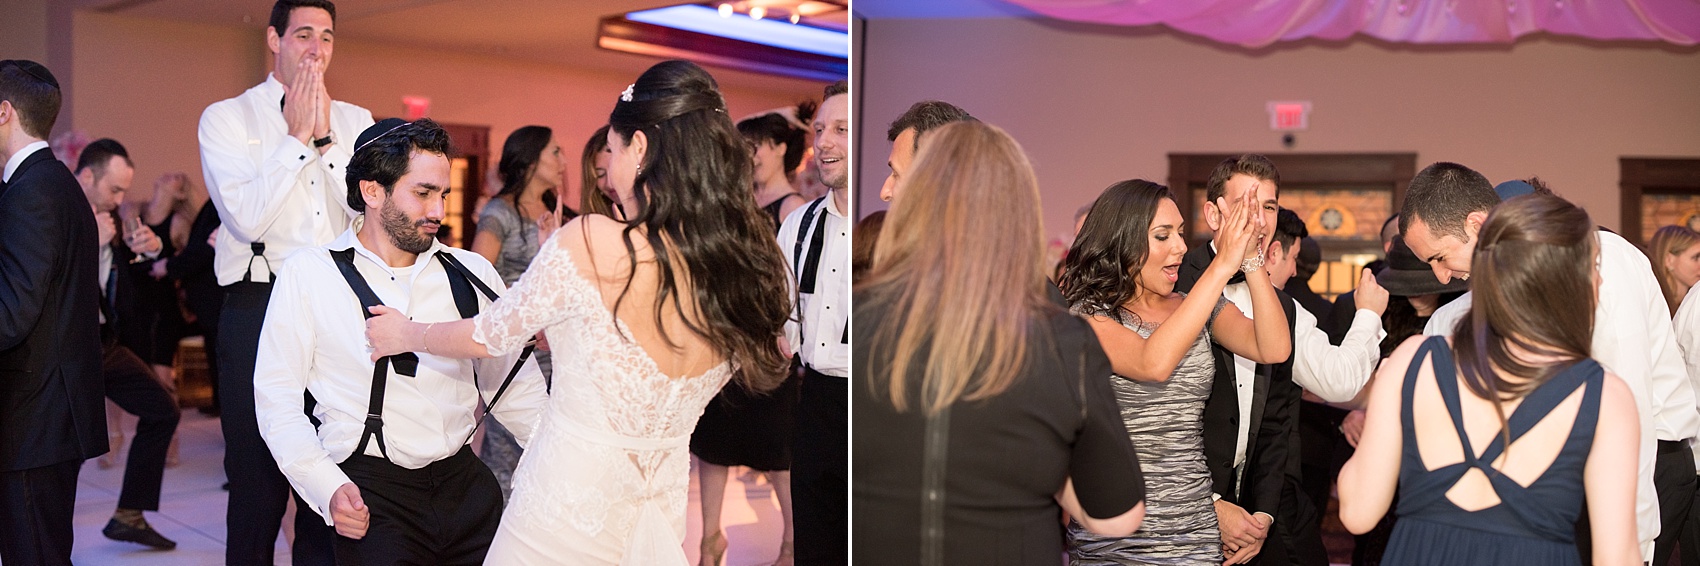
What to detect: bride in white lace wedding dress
<box><xmin>364</xmin><ymin>60</ymin><xmax>794</xmax><ymax>565</ymax></box>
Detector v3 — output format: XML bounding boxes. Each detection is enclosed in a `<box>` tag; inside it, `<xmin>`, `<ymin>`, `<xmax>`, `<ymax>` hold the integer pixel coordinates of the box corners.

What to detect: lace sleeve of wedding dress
<box><xmin>472</xmin><ymin>234</ymin><xmax>579</xmax><ymax>356</ymax></box>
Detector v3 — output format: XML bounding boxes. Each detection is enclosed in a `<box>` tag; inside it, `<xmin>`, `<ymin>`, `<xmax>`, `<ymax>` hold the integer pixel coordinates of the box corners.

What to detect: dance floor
<box><xmin>61</xmin><ymin>409</ymin><xmax>788</xmax><ymax>565</ymax></box>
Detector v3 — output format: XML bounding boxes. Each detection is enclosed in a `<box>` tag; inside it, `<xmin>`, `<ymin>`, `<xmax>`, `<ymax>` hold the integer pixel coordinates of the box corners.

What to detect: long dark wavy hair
<box><xmin>1453</xmin><ymin>193</ymin><xmax>1596</xmax><ymax>443</ymax></box>
<box><xmin>1057</xmin><ymin>179</ymin><xmax>1174</xmax><ymax>323</ymax></box>
<box><xmin>494</xmin><ymin>125</ymin><xmax>558</xmax><ymax>212</ymax></box>
<box><xmin>607</xmin><ymin>60</ymin><xmax>792</xmax><ymax>391</ymax></box>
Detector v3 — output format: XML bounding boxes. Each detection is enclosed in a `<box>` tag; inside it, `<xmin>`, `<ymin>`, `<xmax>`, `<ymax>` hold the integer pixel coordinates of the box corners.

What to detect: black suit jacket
<box><xmin>0</xmin><ymin>147</ymin><xmax>107</xmax><ymax>471</ymax></box>
<box><xmin>1175</xmin><ymin>243</ymin><xmax>1291</xmax><ymax>522</ymax></box>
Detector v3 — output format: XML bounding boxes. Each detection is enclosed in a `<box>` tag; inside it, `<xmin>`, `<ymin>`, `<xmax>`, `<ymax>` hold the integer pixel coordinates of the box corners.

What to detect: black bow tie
<box><xmin>1210</xmin><ymin>246</ymin><xmax>1247</xmax><ymax>285</ymax></box>
<box><xmin>1228</xmin><ymin>269</ymin><xmax>1246</xmax><ymax>286</ymax></box>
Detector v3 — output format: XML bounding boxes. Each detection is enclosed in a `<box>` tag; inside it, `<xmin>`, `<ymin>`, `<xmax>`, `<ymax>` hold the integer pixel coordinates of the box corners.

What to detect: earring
<box><xmin>636</xmin><ymin>164</ymin><xmax>643</xmax><ymax>176</ymax></box>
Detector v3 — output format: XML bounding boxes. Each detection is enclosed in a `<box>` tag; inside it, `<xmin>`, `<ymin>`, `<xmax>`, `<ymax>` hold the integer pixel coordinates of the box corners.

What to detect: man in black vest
<box><xmin>252</xmin><ymin>119</ymin><xmax>545</xmax><ymax>563</ymax></box>
<box><xmin>0</xmin><ymin>59</ymin><xmax>107</xmax><ymax>566</ymax></box>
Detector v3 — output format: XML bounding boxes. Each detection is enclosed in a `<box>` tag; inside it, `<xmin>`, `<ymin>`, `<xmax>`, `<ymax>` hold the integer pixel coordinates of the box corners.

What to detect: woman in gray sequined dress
<box><xmin>1057</xmin><ymin>180</ymin><xmax>1290</xmax><ymax>565</ymax></box>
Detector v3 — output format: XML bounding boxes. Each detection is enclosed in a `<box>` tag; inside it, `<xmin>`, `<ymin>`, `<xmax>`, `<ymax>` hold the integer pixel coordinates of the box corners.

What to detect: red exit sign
<box><xmin>1268</xmin><ymin>101</ymin><xmax>1311</xmax><ymax>131</ymax></box>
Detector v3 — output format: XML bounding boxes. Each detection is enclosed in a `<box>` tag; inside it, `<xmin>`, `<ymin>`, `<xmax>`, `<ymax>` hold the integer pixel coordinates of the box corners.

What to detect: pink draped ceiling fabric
<box><xmin>1004</xmin><ymin>0</ymin><xmax>1700</xmax><ymax>47</ymax></box>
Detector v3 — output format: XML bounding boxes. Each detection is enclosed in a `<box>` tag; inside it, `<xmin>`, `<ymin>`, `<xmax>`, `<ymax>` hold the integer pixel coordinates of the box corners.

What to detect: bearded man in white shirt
<box><xmin>254</xmin><ymin>118</ymin><xmax>545</xmax><ymax>564</ymax></box>
<box><xmin>196</xmin><ymin>1</ymin><xmax>374</xmax><ymax>563</ymax></box>
<box><xmin>1404</xmin><ymin>162</ymin><xmax>1700</xmax><ymax>564</ymax></box>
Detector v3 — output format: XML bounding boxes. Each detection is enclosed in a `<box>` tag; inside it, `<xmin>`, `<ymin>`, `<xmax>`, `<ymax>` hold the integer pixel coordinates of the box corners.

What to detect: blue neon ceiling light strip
<box><xmin>626</xmin><ymin>4</ymin><xmax>848</xmax><ymax>58</ymax></box>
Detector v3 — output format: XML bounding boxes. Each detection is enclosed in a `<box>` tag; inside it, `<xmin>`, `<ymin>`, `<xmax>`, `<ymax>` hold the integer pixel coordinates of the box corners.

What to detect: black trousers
<box><xmin>103</xmin><ymin>341</ymin><xmax>179</xmax><ymax>510</ymax></box>
<box><xmin>219</xmin><ymin>282</ymin><xmax>335</xmax><ymax>565</ymax></box>
<box><xmin>1255</xmin><ymin>477</ymin><xmax>1328</xmax><ymax>566</ymax></box>
<box><xmin>0</xmin><ymin>459</ymin><xmax>81</xmax><ymax>566</ymax></box>
<box><xmin>1679</xmin><ymin>472</ymin><xmax>1700</xmax><ymax>566</ymax></box>
<box><xmin>1657</xmin><ymin>440</ymin><xmax>1697</xmax><ymax>566</ymax></box>
<box><xmin>793</xmin><ymin>367</ymin><xmax>847</xmax><ymax>565</ymax></box>
<box><xmin>333</xmin><ymin>447</ymin><xmax>503</xmax><ymax>565</ymax></box>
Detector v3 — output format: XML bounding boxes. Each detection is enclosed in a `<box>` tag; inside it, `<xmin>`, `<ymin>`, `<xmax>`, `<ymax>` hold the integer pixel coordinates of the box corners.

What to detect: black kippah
<box><xmin>354</xmin><ymin>118</ymin><xmax>410</xmax><ymax>153</ymax></box>
<box><xmin>0</xmin><ymin>60</ymin><xmax>59</xmax><ymax>89</ymax></box>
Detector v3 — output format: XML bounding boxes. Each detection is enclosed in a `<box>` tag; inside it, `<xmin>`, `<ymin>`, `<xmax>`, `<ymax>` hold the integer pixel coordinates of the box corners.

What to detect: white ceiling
<box><xmin>80</xmin><ymin>0</ymin><xmax>840</xmax><ymax>92</ymax></box>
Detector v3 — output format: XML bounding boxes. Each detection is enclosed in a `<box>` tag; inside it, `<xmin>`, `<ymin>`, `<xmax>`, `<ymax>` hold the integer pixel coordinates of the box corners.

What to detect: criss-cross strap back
<box><xmin>1395</xmin><ymin>335</ymin><xmax>1603</xmax><ymax>544</ymax></box>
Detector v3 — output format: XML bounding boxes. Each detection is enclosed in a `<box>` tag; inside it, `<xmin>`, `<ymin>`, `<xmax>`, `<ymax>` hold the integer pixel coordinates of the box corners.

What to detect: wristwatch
<box><xmin>313</xmin><ymin>133</ymin><xmax>334</xmax><ymax>148</ymax></box>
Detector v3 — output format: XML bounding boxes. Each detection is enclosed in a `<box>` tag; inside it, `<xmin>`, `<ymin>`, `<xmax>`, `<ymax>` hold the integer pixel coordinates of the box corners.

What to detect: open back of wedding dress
<box><xmin>473</xmin><ymin>230</ymin><xmax>733</xmax><ymax>565</ymax></box>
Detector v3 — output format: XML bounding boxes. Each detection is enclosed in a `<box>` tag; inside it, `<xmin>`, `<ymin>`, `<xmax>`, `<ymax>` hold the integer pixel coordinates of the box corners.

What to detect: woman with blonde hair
<box><xmin>853</xmin><ymin>120</ymin><xmax>1146</xmax><ymax>565</ymax></box>
<box><xmin>1648</xmin><ymin>224</ymin><xmax>1700</xmax><ymax>315</ymax></box>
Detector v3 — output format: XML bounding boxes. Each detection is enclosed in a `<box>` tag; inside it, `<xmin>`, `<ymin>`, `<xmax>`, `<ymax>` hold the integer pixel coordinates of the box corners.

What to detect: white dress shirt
<box><xmin>776</xmin><ymin>193</ymin><xmax>849</xmax><ymax>377</ymax></box>
<box><xmin>198</xmin><ymin>74</ymin><xmax>375</xmax><ymax>285</ymax></box>
<box><xmin>1665</xmin><ymin>282</ymin><xmax>1700</xmax><ymax>469</ymax></box>
<box><xmin>2</xmin><ymin>141</ymin><xmax>49</xmax><ymax>182</ymax></box>
<box><xmin>1425</xmin><ymin>229</ymin><xmax>1696</xmax><ymax>555</ymax></box>
<box><xmin>253</xmin><ymin>224</ymin><xmax>547</xmax><ymax>524</ymax></box>
<box><xmin>1221</xmin><ymin>281</ymin><xmax>1383</xmax><ymax>465</ymax></box>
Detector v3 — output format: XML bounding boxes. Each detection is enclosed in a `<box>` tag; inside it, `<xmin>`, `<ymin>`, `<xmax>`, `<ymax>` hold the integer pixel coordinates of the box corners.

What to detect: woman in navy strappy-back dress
<box><xmin>1337</xmin><ymin>194</ymin><xmax>1644</xmax><ymax>566</ymax></box>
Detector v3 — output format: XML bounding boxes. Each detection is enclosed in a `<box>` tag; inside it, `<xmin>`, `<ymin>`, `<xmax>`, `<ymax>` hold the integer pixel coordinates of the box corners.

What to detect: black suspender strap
<box><xmin>792</xmin><ymin>197</ymin><xmax>850</xmax><ymax>353</ymax></box>
<box><xmin>792</xmin><ymin>197</ymin><xmax>826</xmax><ymax>285</ymax></box>
<box><xmin>433</xmin><ymin>252</ymin><xmax>536</xmax><ymax>439</ymax></box>
<box><xmin>795</xmin><ymin>198</ymin><xmax>829</xmax><ymax>293</ymax></box>
<box><xmin>242</xmin><ymin>241</ymin><xmax>271</xmax><ymax>283</ymax></box>
<box><xmin>439</xmin><ymin>253</ymin><xmax>482</xmax><ymax>319</ymax></box>
<box><xmin>328</xmin><ymin>248</ymin><xmax>421</xmax><ymax>461</ymax></box>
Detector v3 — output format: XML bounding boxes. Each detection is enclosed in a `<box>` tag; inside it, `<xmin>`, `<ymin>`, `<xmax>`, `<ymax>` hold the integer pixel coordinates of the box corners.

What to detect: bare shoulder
<box><xmin>559</xmin><ymin>214</ymin><xmax>648</xmax><ymax>280</ymax></box>
<box><xmin>1596</xmin><ymin>369</ymin><xmax>1637</xmax><ymax>416</ymax></box>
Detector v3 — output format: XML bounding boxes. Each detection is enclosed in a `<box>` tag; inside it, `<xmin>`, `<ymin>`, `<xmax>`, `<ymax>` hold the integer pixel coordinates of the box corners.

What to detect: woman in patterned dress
<box><xmin>1058</xmin><ymin>179</ymin><xmax>1289</xmax><ymax>565</ymax></box>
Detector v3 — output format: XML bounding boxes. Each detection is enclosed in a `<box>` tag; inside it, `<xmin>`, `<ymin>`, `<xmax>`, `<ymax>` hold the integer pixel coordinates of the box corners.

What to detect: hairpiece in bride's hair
<box><xmin>620</xmin><ymin>84</ymin><xmax>635</xmax><ymax>102</ymax></box>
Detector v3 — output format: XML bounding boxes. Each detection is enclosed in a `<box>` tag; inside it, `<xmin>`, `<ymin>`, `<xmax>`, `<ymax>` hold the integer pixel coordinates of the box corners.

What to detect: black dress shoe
<box><xmin>102</xmin><ymin>517</ymin><xmax>178</xmax><ymax>550</ymax></box>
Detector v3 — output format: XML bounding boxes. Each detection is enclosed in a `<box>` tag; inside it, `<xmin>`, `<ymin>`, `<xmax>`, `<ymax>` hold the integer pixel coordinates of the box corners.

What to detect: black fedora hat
<box><xmin>1375</xmin><ymin>237</ymin><xmax>1469</xmax><ymax>297</ymax></box>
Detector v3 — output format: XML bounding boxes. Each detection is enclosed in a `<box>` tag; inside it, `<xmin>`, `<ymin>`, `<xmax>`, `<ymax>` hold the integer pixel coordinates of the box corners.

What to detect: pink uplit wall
<box><xmin>69</xmin><ymin>11</ymin><xmax>823</xmax><ymax>208</ymax></box>
<box><xmin>855</xmin><ymin>17</ymin><xmax>1700</xmax><ymax>243</ymax></box>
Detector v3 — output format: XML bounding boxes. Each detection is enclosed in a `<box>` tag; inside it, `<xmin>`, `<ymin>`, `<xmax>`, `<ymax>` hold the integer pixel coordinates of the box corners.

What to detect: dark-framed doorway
<box><xmin>1620</xmin><ymin>157</ymin><xmax>1700</xmax><ymax>247</ymax></box>
<box><xmin>438</xmin><ymin>122</ymin><xmax>490</xmax><ymax>250</ymax></box>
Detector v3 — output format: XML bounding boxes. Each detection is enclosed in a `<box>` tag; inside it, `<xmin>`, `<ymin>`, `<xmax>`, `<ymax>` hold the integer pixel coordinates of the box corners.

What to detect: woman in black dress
<box><xmin>853</xmin><ymin>120</ymin><xmax>1147</xmax><ymax>565</ymax></box>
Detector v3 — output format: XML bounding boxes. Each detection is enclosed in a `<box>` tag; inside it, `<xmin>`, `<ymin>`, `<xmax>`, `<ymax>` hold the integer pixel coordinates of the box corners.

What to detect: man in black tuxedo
<box><xmin>1174</xmin><ymin>154</ymin><xmax>1293</xmax><ymax>565</ymax></box>
<box><xmin>0</xmin><ymin>59</ymin><xmax>108</xmax><ymax>566</ymax></box>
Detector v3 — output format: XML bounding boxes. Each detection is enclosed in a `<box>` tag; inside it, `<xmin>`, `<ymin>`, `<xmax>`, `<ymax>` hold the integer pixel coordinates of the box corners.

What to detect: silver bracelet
<box><xmin>422</xmin><ymin>323</ymin><xmax>435</xmax><ymax>354</ymax></box>
<box><xmin>1240</xmin><ymin>255</ymin><xmax>1265</xmax><ymax>274</ymax></box>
